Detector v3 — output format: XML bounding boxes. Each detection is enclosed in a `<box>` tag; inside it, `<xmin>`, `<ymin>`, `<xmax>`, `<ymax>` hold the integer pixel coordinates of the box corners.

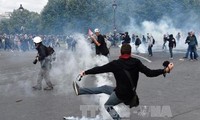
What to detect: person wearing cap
<box><xmin>32</xmin><ymin>36</ymin><xmax>54</xmax><ymax>90</ymax></box>
<box><xmin>73</xmin><ymin>44</ymin><xmax>174</xmax><ymax>120</ymax></box>
<box><xmin>90</xmin><ymin>28</ymin><xmax>109</xmax><ymax>56</ymax></box>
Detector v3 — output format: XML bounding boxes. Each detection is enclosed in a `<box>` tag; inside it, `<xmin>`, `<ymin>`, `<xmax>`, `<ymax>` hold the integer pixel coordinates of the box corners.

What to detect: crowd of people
<box><xmin>118</xmin><ymin>31</ymin><xmax>198</xmax><ymax>60</ymax></box>
<box><xmin>0</xmin><ymin>34</ymin><xmax>77</xmax><ymax>52</ymax></box>
<box><xmin>1</xmin><ymin>28</ymin><xmax>198</xmax><ymax>120</ymax></box>
<box><xmin>0</xmin><ymin>31</ymin><xmax>198</xmax><ymax>61</ymax></box>
<box><xmin>25</xmin><ymin>32</ymin><xmax>174</xmax><ymax>120</ymax></box>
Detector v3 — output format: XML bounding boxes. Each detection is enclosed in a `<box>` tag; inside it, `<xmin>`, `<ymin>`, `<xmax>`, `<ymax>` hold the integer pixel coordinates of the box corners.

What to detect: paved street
<box><xmin>0</xmin><ymin>46</ymin><xmax>200</xmax><ymax>120</ymax></box>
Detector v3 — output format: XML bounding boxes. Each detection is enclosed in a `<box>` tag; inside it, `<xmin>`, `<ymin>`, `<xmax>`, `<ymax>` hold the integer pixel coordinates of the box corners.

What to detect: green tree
<box><xmin>0</xmin><ymin>9</ymin><xmax>40</xmax><ymax>34</ymax></box>
<box><xmin>41</xmin><ymin>0</ymin><xmax>112</xmax><ymax>34</ymax></box>
<box><xmin>0</xmin><ymin>20</ymin><xmax>10</xmax><ymax>34</ymax></box>
<box><xmin>1</xmin><ymin>0</ymin><xmax>200</xmax><ymax>34</ymax></box>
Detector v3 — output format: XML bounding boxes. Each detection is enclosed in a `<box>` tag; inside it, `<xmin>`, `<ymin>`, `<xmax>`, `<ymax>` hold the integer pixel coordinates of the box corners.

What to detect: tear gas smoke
<box><xmin>49</xmin><ymin>33</ymin><xmax>117</xmax><ymax>119</ymax></box>
<box><xmin>50</xmin><ymin>33</ymin><xmax>95</xmax><ymax>95</ymax></box>
<box><xmin>0</xmin><ymin>33</ymin><xmax>128</xmax><ymax>119</ymax></box>
<box><xmin>50</xmin><ymin>33</ymin><xmax>131</xmax><ymax>119</ymax></box>
<box><xmin>122</xmin><ymin>17</ymin><xmax>193</xmax><ymax>53</ymax></box>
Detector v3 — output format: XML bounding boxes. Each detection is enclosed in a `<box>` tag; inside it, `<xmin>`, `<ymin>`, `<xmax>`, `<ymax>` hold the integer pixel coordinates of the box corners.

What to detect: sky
<box><xmin>0</xmin><ymin>0</ymin><xmax>48</xmax><ymax>13</ymax></box>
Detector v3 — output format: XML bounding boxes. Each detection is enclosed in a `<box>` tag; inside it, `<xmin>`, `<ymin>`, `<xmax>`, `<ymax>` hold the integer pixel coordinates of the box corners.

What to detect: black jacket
<box><xmin>96</xmin><ymin>34</ymin><xmax>109</xmax><ymax>56</ymax></box>
<box><xmin>167</xmin><ymin>35</ymin><xmax>176</xmax><ymax>48</ymax></box>
<box><xmin>135</xmin><ymin>38</ymin><xmax>141</xmax><ymax>46</ymax></box>
<box><xmin>36</xmin><ymin>43</ymin><xmax>48</xmax><ymax>61</ymax></box>
<box><xmin>36</xmin><ymin>43</ymin><xmax>52</xmax><ymax>70</ymax></box>
<box><xmin>85</xmin><ymin>57</ymin><xmax>164</xmax><ymax>101</ymax></box>
<box><xmin>122</xmin><ymin>35</ymin><xmax>131</xmax><ymax>44</ymax></box>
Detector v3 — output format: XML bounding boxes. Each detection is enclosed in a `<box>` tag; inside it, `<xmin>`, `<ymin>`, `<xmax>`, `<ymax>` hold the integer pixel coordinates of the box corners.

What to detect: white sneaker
<box><xmin>73</xmin><ymin>81</ymin><xmax>80</xmax><ymax>96</ymax></box>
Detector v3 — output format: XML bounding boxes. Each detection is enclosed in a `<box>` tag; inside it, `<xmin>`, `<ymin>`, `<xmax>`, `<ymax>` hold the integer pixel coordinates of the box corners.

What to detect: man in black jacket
<box><xmin>122</xmin><ymin>32</ymin><xmax>131</xmax><ymax>44</ymax></box>
<box><xmin>73</xmin><ymin>44</ymin><xmax>174</xmax><ymax>120</ymax></box>
<box><xmin>167</xmin><ymin>34</ymin><xmax>176</xmax><ymax>59</ymax></box>
<box><xmin>32</xmin><ymin>36</ymin><xmax>53</xmax><ymax>90</ymax></box>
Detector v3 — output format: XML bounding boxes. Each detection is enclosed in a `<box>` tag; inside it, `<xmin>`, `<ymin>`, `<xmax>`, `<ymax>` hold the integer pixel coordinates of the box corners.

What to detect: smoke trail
<box><xmin>50</xmin><ymin>33</ymin><xmax>95</xmax><ymax>95</ymax></box>
<box><xmin>48</xmin><ymin>33</ymin><xmax>112</xmax><ymax>119</ymax></box>
<box><xmin>49</xmin><ymin>33</ymin><xmax>132</xmax><ymax>119</ymax></box>
<box><xmin>0</xmin><ymin>33</ymin><xmax>129</xmax><ymax>119</ymax></box>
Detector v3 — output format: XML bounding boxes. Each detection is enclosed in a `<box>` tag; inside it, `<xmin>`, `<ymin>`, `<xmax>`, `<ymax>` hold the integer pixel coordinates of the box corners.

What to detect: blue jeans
<box><xmin>79</xmin><ymin>85</ymin><xmax>114</xmax><ymax>95</ymax></box>
<box><xmin>190</xmin><ymin>45</ymin><xmax>198</xmax><ymax>59</ymax></box>
<box><xmin>184</xmin><ymin>45</ymin><xmax>198</xmax><ymax>59</ymax></box>
<box><xmin>79</xmin><ymin>85</ymin><xmax>122</xmax><ymax>120</ymax></box>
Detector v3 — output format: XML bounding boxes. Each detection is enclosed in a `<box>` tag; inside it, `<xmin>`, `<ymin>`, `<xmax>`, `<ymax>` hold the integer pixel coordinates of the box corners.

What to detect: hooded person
<box><xmin>73</xmin><ymin>43</ymin><xmax>174</xmax><ymax>120</ymax></box>
<box><xmin>32</xmin><ymin>36</ymin><xmax>53</xmax><ymax>90</ymax></box>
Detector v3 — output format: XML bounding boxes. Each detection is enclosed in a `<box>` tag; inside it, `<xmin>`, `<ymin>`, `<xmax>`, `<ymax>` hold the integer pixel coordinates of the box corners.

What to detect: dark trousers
<box><xmin>169</xmin><ymin>47</ymin><xmax>173</xmax><ymax>58</ymax></box>
<box><xmin>190</xmin><ymin>45</ymin><xmax>198</xmax><ymax>59</ymax></box>
<box><xmin>148</xmin><ymin>45</ymin><xmax>153</xmax><ymax>56</ymax></box>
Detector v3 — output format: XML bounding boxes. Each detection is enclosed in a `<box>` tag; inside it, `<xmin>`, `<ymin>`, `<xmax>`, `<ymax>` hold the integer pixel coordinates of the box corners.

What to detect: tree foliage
<box><xmin>1</xmin><ymin>0</ymin><xmax>200</xmax><ymax>34</ymax></box>
<box><xmin>41</xmin><ymin>0</ymin><xmax>111</xmax><ymax>34</ymax></box>
<box><xmin>0</xmin><ymin>9</ymin><xmax>40</xmax><ymax>34</ymax></box>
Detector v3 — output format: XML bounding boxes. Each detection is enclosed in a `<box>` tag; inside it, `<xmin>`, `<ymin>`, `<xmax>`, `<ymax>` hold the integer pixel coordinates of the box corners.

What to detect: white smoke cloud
<box><xmin>0</xmin><ymin>67</ymin><xmax>37</xmax><ymax>97</ymax></box>
<box><xmin>50</xmin><ymin>33</ymin><xmax>132</xmax><ymax>119</ymax></box>
<box><xmin>123</xmin><ymin>17</ymin><xmax>189</xmax><ymax>51</ymax></box>
<box><xmin>48</xmin><ymin>33</ymin><xmax>115</xmax><ymax>119</ymax></box>
<box><xmin>50</xmin><ymin>33</ymin><xmax>95</xmax><ymax>95</ymax></box>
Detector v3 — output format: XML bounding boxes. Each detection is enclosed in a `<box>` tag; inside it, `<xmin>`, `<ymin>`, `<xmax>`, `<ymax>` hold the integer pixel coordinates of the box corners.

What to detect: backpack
<box><xmin>46</xmin><ymin>46</ymin><xmax>56</xmax><ymax>61</ymax></box>
<box><xmin>101</xmin><ymin>44</ymin><xmax>109</xmax><ymax>56</ymax></box>
<box><xmin>46</xmin><ymin>46</ymin><xmax>55</xmax><ymax>56</ymax></box>
<box><xmin>152</xmin><ymin>38</ymin><xmax>155</xmax><ymax>44</ymax></box>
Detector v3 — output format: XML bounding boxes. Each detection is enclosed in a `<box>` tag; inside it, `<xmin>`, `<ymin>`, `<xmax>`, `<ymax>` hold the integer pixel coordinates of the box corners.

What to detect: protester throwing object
<box><xmin>73</xmin><ymin>44</ymin><xmax>174</xmax><ymax>120</ymax></box>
